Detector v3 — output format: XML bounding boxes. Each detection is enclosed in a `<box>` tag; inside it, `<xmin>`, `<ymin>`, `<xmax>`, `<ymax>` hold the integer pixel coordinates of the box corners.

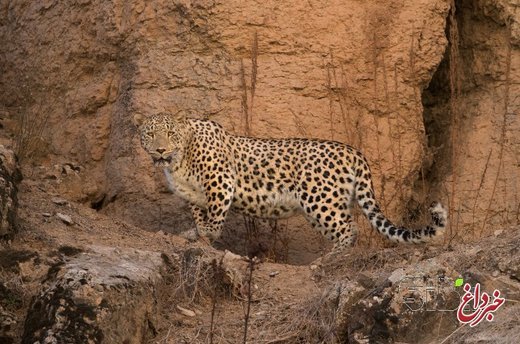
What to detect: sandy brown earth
<box><xmin>4</xmin><ymin>169</ymin><xmax>323</xmax><ymax>343</ymax></box>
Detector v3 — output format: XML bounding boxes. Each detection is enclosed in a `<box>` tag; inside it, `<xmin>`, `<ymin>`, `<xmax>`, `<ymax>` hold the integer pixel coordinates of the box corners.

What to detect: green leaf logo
<box><xmin>455</xmin><ymin>278</ymin><xmax>464</xmax><ymax>287</ymax></box>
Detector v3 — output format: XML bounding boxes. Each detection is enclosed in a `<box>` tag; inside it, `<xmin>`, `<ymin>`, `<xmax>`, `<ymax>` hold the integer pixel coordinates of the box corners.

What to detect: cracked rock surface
<box><xmin>22</xmin><ymin>245</ymin><xmax>164</xmax><ymax>344</ymax></box>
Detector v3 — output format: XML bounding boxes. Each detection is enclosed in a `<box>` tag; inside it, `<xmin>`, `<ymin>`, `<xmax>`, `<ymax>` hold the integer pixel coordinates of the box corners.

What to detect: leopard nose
<box><xmin>156</xmin><ymin>148</ymin><xmax>166</xmax><ymax>154</ymax></box>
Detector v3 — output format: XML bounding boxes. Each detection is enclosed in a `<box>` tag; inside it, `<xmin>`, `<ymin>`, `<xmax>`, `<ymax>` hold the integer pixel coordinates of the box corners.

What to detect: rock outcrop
<box><xmin>19</xmin><ymin>243</ymin><xmax>251</xmax><ymax>344</ymax></box>
<box><xmin>0</xmin><ymin>146</ymin><xmax>21</xmax><ymax>240</ymax></box>
<box><xmin>319</xmin><ymin>230</ymin><xmax>520</xmax><ymax>343</ymax></box>
<box><xmin>22</xmin><ymin>245</ymin><xmax>164</xmax><ymax>344</ymax></box>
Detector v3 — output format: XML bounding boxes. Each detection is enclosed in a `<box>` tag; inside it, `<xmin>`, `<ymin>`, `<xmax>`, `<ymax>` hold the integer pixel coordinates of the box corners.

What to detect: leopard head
<box><xmin>133</xmin><ymin>112</ymin><xmax>190</xmax><ymax>167</ymax></box>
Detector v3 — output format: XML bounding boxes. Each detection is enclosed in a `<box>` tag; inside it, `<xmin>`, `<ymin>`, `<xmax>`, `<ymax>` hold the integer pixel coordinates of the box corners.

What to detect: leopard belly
<box><xmin>231</xmin><ymin>185</ymin><xmax>301</xmax><ymax>219</ymax></box>
<box><xmin>164</xmin><ymin>168</ymin><xmax>300</xmax><ymax>218</ymax></box>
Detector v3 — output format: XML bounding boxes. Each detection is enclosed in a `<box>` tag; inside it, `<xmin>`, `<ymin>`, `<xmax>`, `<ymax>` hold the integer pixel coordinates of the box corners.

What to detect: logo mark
<box><xmin>456</xmin><ymin>282</ymin><xmax>505</xmax><ymax>327</ymax></box>
<box><xmin>397</xmin><ymin>275</ymin><xmax>461</xmax><ymax>312</ymax></box>
<box><xmin>454</xmin><ymin>278</ymin><xmax>464</xmax><ymax>287</ymax></box>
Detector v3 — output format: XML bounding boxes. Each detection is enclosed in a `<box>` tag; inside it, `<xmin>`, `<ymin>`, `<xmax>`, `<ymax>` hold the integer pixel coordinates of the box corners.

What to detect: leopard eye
<box><xmin>146</xmin><ymin>132</ymin><xmax>155</xmax><ymax>138</ymax></box>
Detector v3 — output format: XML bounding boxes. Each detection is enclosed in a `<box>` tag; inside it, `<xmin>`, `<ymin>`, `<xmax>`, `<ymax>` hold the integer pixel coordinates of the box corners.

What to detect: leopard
<box><xmin>133</xmin><ymin>112</ymin><xmax>447</xmax><ymax>250</ymax></box>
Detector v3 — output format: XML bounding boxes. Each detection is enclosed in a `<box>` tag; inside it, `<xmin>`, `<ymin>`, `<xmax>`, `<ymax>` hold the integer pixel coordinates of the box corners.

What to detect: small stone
<box><xmin>494</xmin><ymin>229</ymin><xmax>503</xmax><ymax>236</ymax></box>
<box><xmin>42</xmin><ymin>213</ymin><xmax>52</xmax><ymax>217</ymax></box>
<box><xmin>310</xmin><ymin>264</ymin><xmax>318</xmax><ymax>271</ymax></box>
<box><xmin>492</xmin><ymin>270</ymin><xmax>500</xmax><ymax>277</ymax></box>
<box><xmin>44</xmin><ymin>171</ymin><xmax>59</xmax><ymax>180</ymax></box>
<box><xmin>388</xmin><ymin>268</ymin><xmax>406</xmax><ymax>284</ymax></box>
<box><xmin>176</xmin><ymin>305</ymin><xmax>196</xmax><ymax>317</ymax></box>
<box><xmin>52</xmin><ymin>197</ymin><xmax>68</xmax><ymax>206</ymax></box>
<box><xmin>56</xmin><ymin>213</ymin><xmax>74</xmax><ymax>225</ymax></box>
<box><xmin>61</xmin><ymin>163</ymin><xmax>81</xmax><ymax>175</ymax></box>
<box><xmin>372</xmin><ymin>295</ymin><xmax>383</xmax><ymax>303</ymax></box>
<box><xmin>63</xmin><ymin>165</ymin><xmax>71</xmax><ymax>175</ymax></box>
<box><xmin>269</xmin><ymin>271</ymin><xmax>280</xmax><ymax>277</ymax></box>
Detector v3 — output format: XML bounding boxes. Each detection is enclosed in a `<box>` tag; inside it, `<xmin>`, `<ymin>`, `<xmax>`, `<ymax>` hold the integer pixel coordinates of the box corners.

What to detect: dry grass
<box><xmin>325</xmin><ymin>49</ymin><xmax>336</xmax><ymax>140</ymax></box>
<box><xmin>159</xmin><ymin>249</ymin><xmax>212</xmax><ymax>305</ymax></box>
<box><xmin>241</xmin><ymin>257</ymin><xmax>257</xmax><ymax>343</ymax></box>
<box><xmin>266</xmin><ymin>220</ymin><xmax>290</xmax><ymax>263</ymax></box>
<box><xmin>0</xmin><ymin>257</ymin><xmax>34</xmax><ymax>343</ymax></box>
<box><xmin>14</xmin><ymin>108</ymin><xmax>49</xmax><ymax>163</ymax></box>
<box><xmin>12</xmin><ymin>78</ymin><xmax>51</xmax><ymax>163</ymax></box>
<box><xmin>153</xmin><ymin>250</ymin><xmax>237</xmax><ymax>344</ymax></box>
<box><xmin>252</xmin><ymin>283</ymin><xmax>344</xmax><ymax>344</ymax></box>
<box><xmin>472</xmin><ymin>149</ymin><xmax>492</xmax><ymax>229</ymax></box>
<box><xmin>240</xmin><ymin>60</ymin><xmax>250</xmax><ymax>135</ymax></box>
<box><xmin>0</xmin><ymin>270</ymin><xmax>29</xmax><ymax>312</ymax></box>
<box><xmin>218</xmin><ymin>218</ymin><xmax>293</xmax><ymax>263</ymax></box>
<box><xmin>289</xmin><ymin>109</ymin><xmax>308</xmax><ymax>137</ymax></box>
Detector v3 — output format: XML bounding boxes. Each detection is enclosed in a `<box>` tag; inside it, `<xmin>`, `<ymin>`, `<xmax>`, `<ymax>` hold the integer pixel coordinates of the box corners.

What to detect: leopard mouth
<box><xmin>153</xmin><ymin>156</ymin><xmax>172</xmax><ymax>167</ymax></box>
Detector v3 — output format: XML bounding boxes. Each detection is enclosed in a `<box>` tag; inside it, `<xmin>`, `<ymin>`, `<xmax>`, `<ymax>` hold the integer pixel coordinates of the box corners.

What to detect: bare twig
<box><xmin>240</xmin><ymin>60</ymin><xmax>249</xmax><ymax>135</ymax></box>
<box><xmin>209</xmin><ymin>255</ymin><xmax>228</xmax><ymax>344</ymax></box>
<box><xmin>249</xmin><ymin>30</ymin><xmax>258</xmax><ymax>125</ymax></box>
<box><xmin>439</xmin><ymin>323</ymin><xmax>467</xmax><ymax>344</ymax></box>
<box><xmin>242</xmin><ymin>257</ymin><xmax>257</xmax><ymax>344</ymax></box>
<box><xmin>241</xmin><ymin>31</ymin><xmax>259</xmax><ymax>136</ymax></box>
<box><xmin>289</xmin><ymin>109</ymin><xmax>308</xmax><ymax>137</ymax></box>
<box><xmin>471</xmin><ymin>149</ymin><xmax>492</xmax><ymax>231</ymax></box>
<box><xmin>325</xmin><ymin>50</ymin><xmax>335</xmax><ymax>140</ymax></box>
<box><xmin>448</xmin><ymin>0</ymin><xmax>462</xmax><ymax>240</ymax></box>
<box><xmin>209</xmin><ymin>260</ymin><xmax>218</xmax><ymax>344</ymax></box>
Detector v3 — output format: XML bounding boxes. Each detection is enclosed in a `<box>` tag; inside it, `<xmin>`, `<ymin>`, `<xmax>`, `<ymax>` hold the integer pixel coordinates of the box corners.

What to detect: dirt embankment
<box><xmin>0</xmin><ymin>176</ymin><xmax>519</xmax><ymax>343</ymax></box>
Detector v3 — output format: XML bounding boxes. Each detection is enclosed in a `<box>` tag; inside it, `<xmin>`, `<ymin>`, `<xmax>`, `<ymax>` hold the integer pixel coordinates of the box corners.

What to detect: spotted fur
<box><xmin>134</xmin><ymin>113</ymin><xmax>447</xmax><ymax>249</ymax></box>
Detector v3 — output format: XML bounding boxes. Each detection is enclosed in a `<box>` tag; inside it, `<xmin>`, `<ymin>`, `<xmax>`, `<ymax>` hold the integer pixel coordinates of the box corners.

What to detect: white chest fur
<box><xmin>163</xmin><ymin>168</ymin><xmax>206</xmax><ymax>207</ymax></box>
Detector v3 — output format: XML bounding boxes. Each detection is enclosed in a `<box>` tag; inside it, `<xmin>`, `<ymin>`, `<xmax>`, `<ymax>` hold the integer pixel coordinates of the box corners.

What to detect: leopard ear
<box><xmin>172</xmin><ymin>109</ymin><xmax>186</xmax><ymax>120</ymax></box>
<box><xmin>133</xmin><ymin>113</ymin><xmax>145</xmax><ymax>127</ymax></box>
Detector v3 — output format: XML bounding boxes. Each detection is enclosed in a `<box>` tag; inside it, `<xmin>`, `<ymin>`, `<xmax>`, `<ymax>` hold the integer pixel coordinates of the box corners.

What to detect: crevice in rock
<box><xmin>406</xmin><ymin>5</ymin><xmax>458</xmax><ymax>222</ymax></box>
<box><xmin>412</xmin><ymin>0</ymin><xmax>472</xmax><ymax>216</ymax></box>
<box><xmin>421</xmin><ymin>35</ymin><xmax>452</xmax><ymax>187</ymax></box>
<box><xmin>414</xmin><ymin>0</ymin><xmax>512</xmax><ymax>230</ymax></box>
<box><xmin>90</xmin><ymin>193</ymin><xmax>117</xmax><ymax>211</ymax></box>
<box><xmin>90</xmin><ymin>194</ymin><xmax>106</xmax><ymax>211</ymax></box>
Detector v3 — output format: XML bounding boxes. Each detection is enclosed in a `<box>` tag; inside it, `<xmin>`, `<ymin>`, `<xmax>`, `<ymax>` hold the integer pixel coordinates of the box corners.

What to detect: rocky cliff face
<box><xmin>0</xmin><ymin>2</ymin><xmax>519</xmax><ymax>342</ymax></box>
<box><xmin>0</xmin><ymin>0</ymin><xmax>518</xmax><ymax>250</ymax></box>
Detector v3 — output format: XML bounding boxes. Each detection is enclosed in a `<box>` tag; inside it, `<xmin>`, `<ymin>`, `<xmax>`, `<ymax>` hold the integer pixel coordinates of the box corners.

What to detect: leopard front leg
<box><xmin>191</xmin><ymin>204</ymin><xmax>208</xmax><ymax>231</ymax></box>
<box><xmin>178</xmin><ymin>205</ymin><xmax>208</xmax><ymax>242</ymax></box>
<box><xmin>196</xmin><ymin>172</ymin><xmax>235</xmax><ymax>242</ymax></box>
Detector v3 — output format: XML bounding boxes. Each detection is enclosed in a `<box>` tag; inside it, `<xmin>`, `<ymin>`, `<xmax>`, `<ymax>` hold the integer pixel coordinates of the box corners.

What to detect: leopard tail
<box><xmin>354</xmin><ymin>159</ymin><xmax>447</xmax><ymax>243</ymax></box>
